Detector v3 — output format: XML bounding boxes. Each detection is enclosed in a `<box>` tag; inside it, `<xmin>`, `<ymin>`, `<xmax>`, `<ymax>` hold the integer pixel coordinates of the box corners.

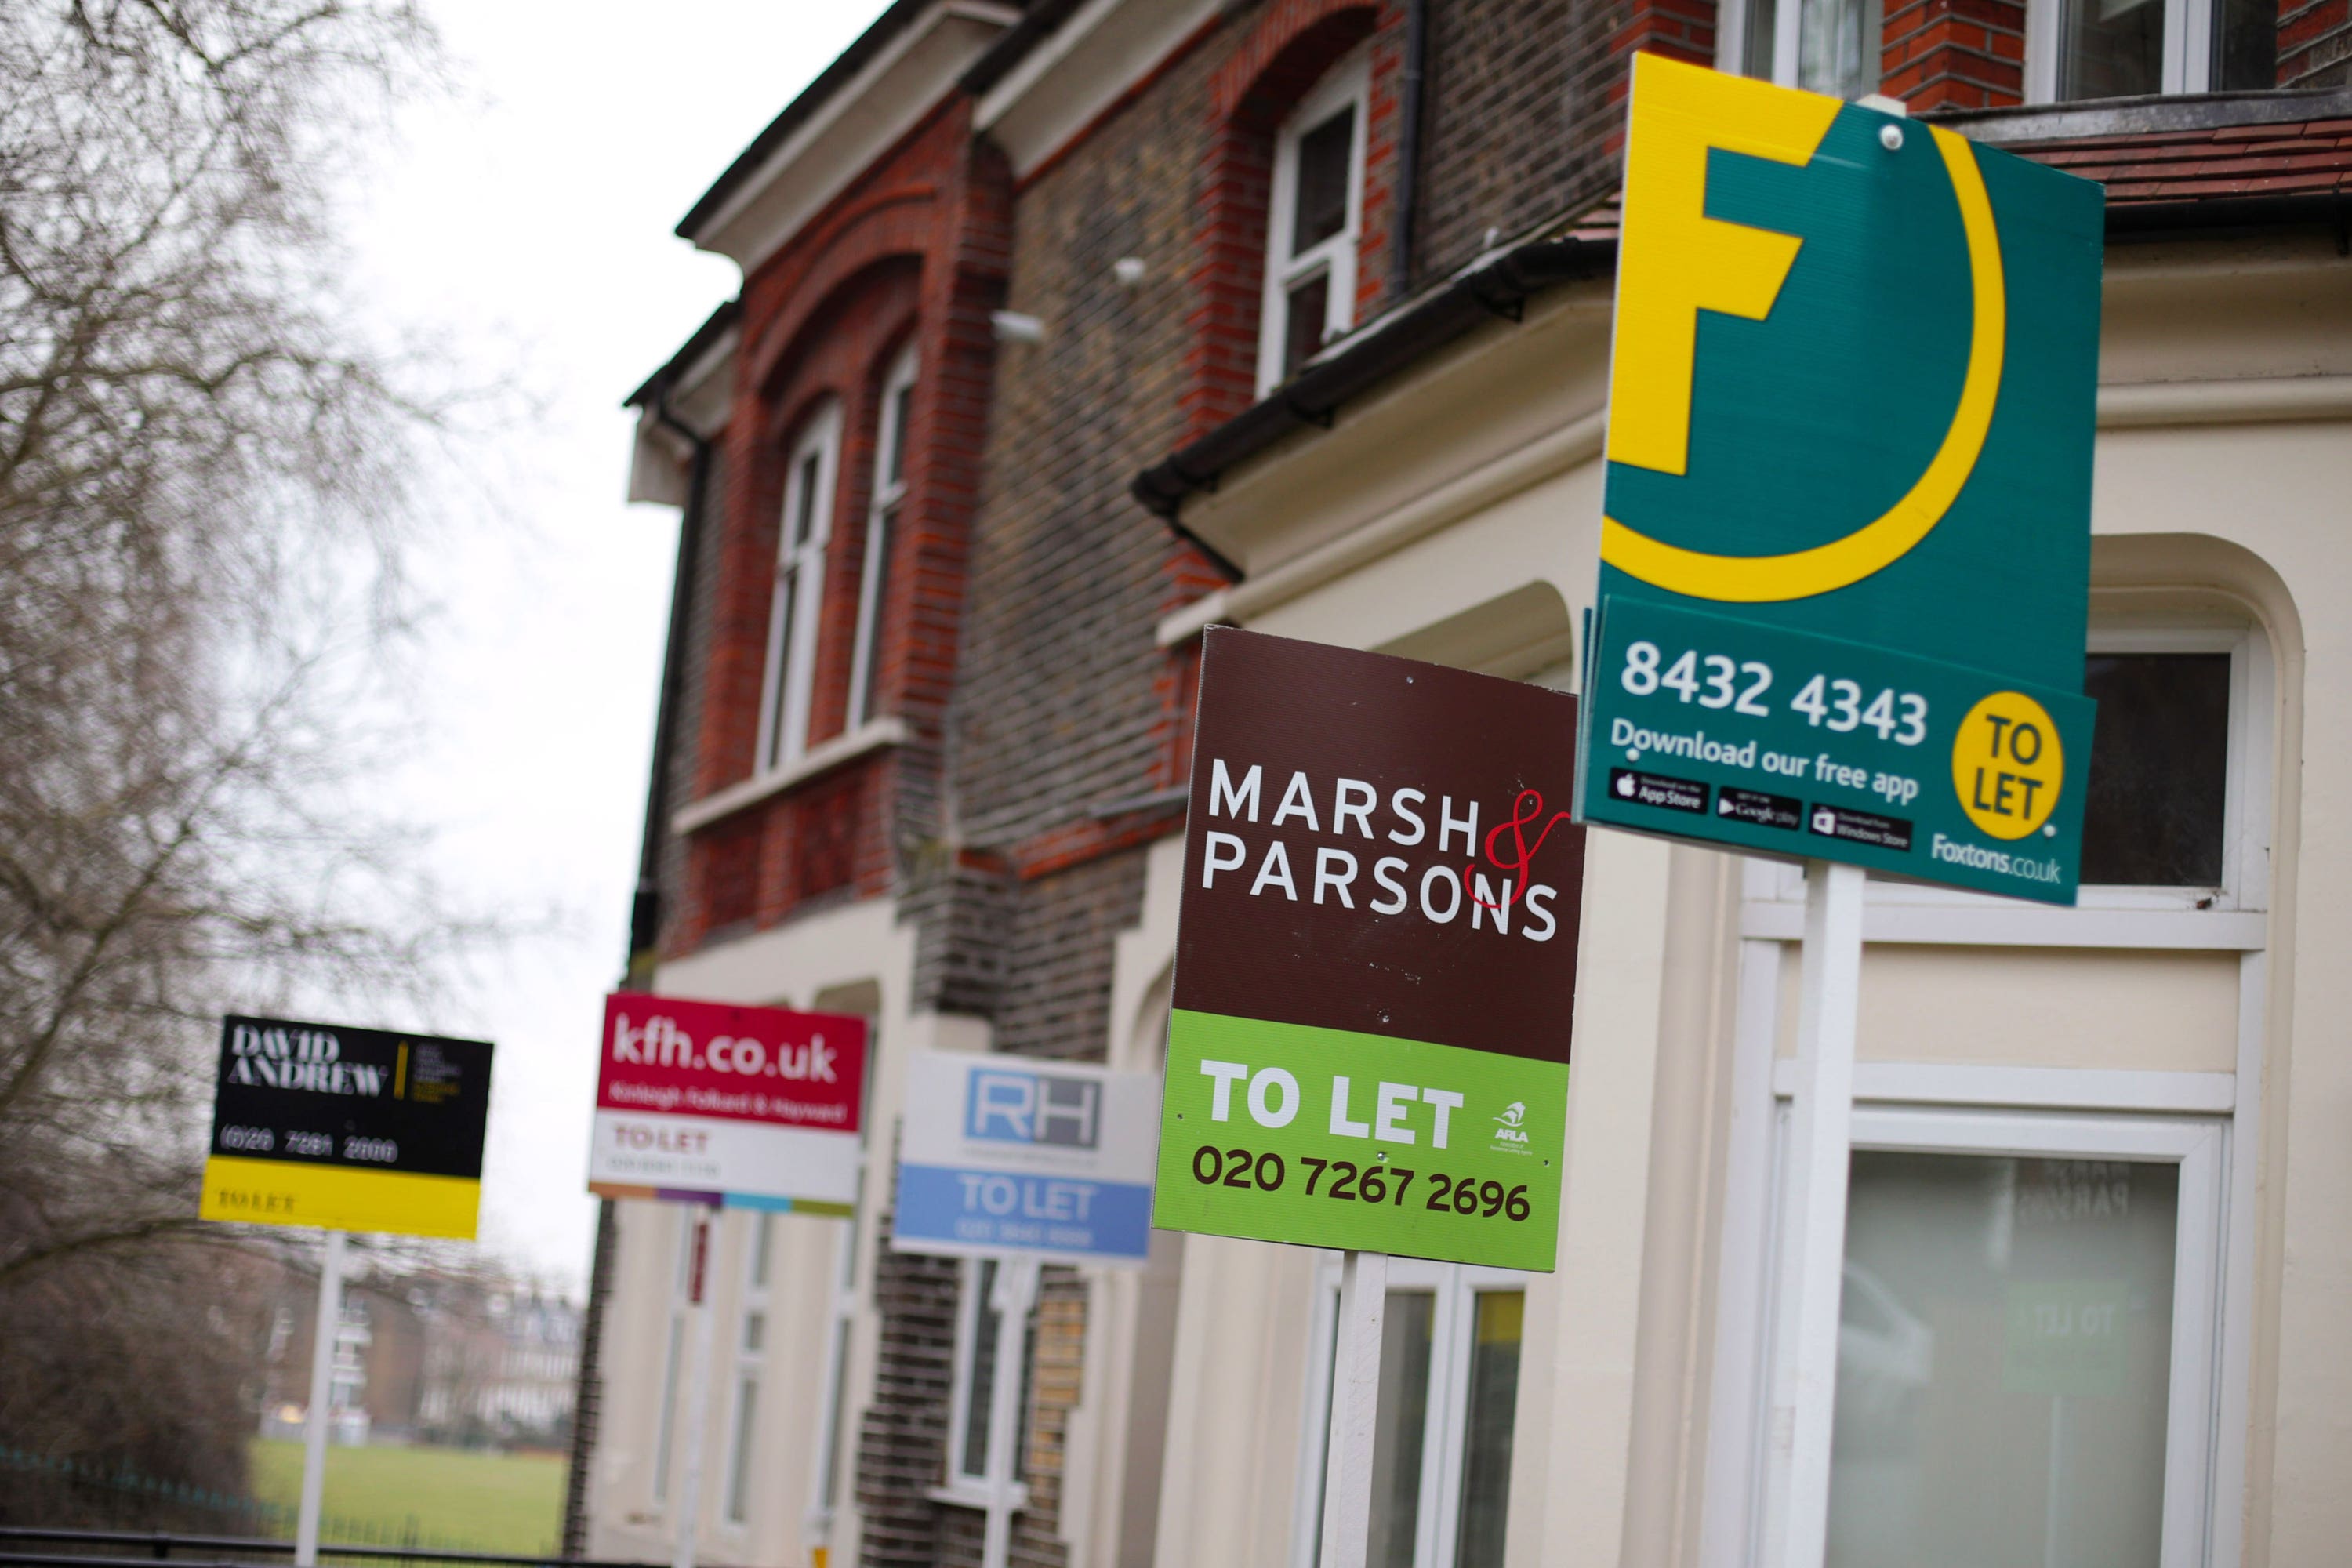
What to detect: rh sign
<box><xmin>892</xmin><ymin>1050</ymin><xmax>1160</xmax><ymax>1265</ymax></box>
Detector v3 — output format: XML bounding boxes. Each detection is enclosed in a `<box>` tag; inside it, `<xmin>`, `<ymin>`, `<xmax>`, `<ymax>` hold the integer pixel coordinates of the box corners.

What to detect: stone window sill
<box><xmin>670</xmin><ymin>716</ymin><xmax>907</xmax><ymax>836</ymax></box>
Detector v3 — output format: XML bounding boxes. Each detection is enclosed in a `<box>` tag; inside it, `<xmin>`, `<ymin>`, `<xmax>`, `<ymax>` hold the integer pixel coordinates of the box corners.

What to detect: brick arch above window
<box><xmin>746</xmin><ymin>241</ymin><xmax>928</xmax><ymax>410</ymax></box>
<box><xmin>1185</xmin><ymin>0</ymin><xmax>1406</xmax><ymax>440</ymax></box>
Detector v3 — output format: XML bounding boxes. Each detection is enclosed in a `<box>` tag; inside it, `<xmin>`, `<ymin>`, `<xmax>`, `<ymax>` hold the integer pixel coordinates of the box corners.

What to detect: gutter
<box><xmin>1137</xmin><ymin>154</ymin><xmax>2352</xmax><ymax>550</ymax></box>
<box><xmin>1131</xmin><ymin>233</ymin><xmax>1619</xmax><ymax>532</ymax></box>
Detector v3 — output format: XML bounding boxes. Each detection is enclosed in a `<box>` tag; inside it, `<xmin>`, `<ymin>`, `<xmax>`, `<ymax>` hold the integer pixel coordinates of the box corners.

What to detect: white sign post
<box><xmin>1316</xmin><ymin>1249</ymin><xmax>1390</xmax><ymax>1568</ymax></box>
<box><xmin>673</xmin><ymin>1207</ymin><xmax>717</xmax><ymax>1568</ymax></box>
<box><xmin>1766</xmin><ymin>860</ymin><xmax>1865</xmax><ymax>1567</ymax></box>
<box><xmin>293</xmin><ymin>1228</ymin><xmax>346</xmax><ymax>1568</ymax></box>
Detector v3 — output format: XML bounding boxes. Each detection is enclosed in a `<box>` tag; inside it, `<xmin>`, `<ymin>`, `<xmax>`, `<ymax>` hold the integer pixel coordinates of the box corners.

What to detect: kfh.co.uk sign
<box><xmin>588</xmin><ymin>993</ymin><xmax>868</xmax><ymax>1212</ymax></box>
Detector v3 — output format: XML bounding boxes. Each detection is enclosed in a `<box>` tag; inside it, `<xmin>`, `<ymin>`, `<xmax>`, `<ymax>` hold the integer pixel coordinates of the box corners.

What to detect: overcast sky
<box><xmin>345</xmin><ymin>1</ymin><xmax>891</xmax><ymax>1290</ymax></box>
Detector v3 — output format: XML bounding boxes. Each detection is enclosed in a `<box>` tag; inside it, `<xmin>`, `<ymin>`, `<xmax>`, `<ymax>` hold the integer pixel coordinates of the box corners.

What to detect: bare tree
<box><xmin>0</xmin><ymin>0</ymin><xmax>476</xmax><ymax>1515</ymax></box>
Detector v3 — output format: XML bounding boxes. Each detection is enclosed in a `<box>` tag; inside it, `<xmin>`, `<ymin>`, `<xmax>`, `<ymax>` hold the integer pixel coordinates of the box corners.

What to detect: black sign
<box><xmin>208</xmin><ymin>1015</ymin><xmax>493</xmax><ymax>1179</ymax></box>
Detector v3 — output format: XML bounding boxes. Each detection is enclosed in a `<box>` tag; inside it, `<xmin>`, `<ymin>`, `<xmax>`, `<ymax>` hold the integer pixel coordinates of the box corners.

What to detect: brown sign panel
<box><xmin>1174</xmin><ymin>628</ymin><xmax>1584</xmax><ymax>1064</ymax></box>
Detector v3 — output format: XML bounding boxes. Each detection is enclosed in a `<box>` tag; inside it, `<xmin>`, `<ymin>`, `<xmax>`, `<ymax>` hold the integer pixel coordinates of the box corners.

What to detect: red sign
<box><xmin>589</xmin><ymin>993</ymin><xmax>868</xmax><ymax>1209</ymax></box>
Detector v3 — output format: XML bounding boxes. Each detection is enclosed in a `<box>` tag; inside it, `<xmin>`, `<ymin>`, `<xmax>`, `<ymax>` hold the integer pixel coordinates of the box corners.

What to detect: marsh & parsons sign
<box><xmin>1576</xmin><ymin>56</ymin><xmax>2103</xmax><ymax>903</ymax></box>
<box><xmin>201</xmin><ymin>1015</ymin><xmax>493</xmax><ymax>1240</ymax></box>
<box><xmin>589</xmin><ymin>992</ymin><xmax>866</xmax><ymax>1213</ymax></box>
<box><xmin>892</xmin><ymin>1050</ymin><xmax>1160</xmax><ymax>1265</ymax></box>
<box><xmin>1152</xmin><ymin>630</ymin><xmax>1582</xmax><ymax>1272</ymax></box>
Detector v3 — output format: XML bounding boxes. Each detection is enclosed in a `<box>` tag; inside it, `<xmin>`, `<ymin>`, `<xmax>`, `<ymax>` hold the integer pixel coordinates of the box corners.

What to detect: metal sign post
<box><xmin>293</xmin><ymin>1228</ymin><xmax>346</xmax><ymax>1568</ymax></box>
<box><xmin>673</xmin><ymin>1206</ymin><xmax>717</xmax><ymax>1568</ymax></box>
<box><xmin>1316</xmin><ymin>1250</ymin><xmax>1389</xmax><ymax>1568</ymax></box>
<box><xmin>1766</xmin><ymin>861</ymin><xmax>1864</xmax><ymax>1566</ymax></box>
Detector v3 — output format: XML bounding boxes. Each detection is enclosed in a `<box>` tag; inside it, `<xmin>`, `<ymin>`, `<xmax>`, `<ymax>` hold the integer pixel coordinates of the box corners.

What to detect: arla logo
<box><xmin>1493</xmin><ymin>1101</ymin><xmax>1530</xmax><ymax>1147</ymax></box>
<box><xmin>967</xmin><ymin>1069</ymin><xmax>1100</xmax><ymax>1149</ymax></box>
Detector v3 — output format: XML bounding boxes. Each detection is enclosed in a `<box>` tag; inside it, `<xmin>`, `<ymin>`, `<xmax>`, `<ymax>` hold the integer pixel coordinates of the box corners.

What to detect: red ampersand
<box><xmin>1464</xmin><ymin>788</ymin><xmax>1573</xmax><ymax>912</ymax></box>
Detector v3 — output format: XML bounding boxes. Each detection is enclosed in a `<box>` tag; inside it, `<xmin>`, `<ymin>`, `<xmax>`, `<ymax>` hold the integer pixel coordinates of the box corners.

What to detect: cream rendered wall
<box><xmin>1148</xmin><ymin>224</ymin><xmax>2352</xmax><ymax>1568</ymax></box>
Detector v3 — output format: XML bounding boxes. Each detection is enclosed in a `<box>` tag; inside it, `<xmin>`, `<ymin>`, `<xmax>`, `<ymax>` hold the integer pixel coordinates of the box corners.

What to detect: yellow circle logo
<box><xmin>1951</xmin><ymin>692</ymin><xmax>2063</xmax><ymax>840</ymax></box>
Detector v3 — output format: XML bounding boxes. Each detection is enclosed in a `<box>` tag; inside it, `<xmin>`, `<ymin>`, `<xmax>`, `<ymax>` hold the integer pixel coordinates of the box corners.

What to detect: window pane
<box><xmin>2079</xmin><ymin>652</ymin><xmax>2230</xmax><ymax>886</ymax></box>
<box><xmin>1745</xmin><ymin>0</ymin><xmax>1780</xmax><ymax>76</ymax></box>
<box><xmin>1367</xmin><ymin>1289</ymin><xmax>1436</xmax><ymax>1568</ymax></box>
<box><xmin>1798</xmin><ymin>0</ymin><xmax>1882</xmax><ymax>100</ymax></box>
<box><xmin>962</xmin><ymin>1260</ymin><xmax>1002</xmax><ymax>1479</ymax></box>
<box><xmin>2214</xmin><ymin>0</ymin><xmax>2278</xmax><ymax>89</ymax></box>
<box><xmin>1454</xmin><ymin>1292</ymin><xmax>1523</xmax><ymax>1568</ymax></box>
<box><xmin>724</xmin><ymin>1375</ymin><xmax>759</xmax><ymax>1522</ymax></box>
<box><xmin>1283</xmin><ymin>272</ymin><xmax>1332</xmax><ymax>383</ymax></box>
<box><xmin>818</xmin><ymin>1315</ymin><xmax>853</xmax><ymax>1506</ymax></box>
<box><xmin>742</xmin><ymin>1310</ymin><xmax>765</xmax><ymax>1355</ymax></box>
<box><xmin>791</xmin><ymin>451</ymin><xmax>822</xmax><ymax>546</ymax></box>
<box><xmin>885</xmin><ymin>382</ymin><xmax>913</xmax><ymax>488</ymax></box>
<box><xmin>1292</xmin><ymin>106</ymin><xmax>1356</xmax><ymax>255</ymax></box>
<box><xmin>858</xmin><ymin>506</ymin><xmax>895</xmax><ymax>723</ymax></box>
<box><xmin>2060</xmin><ymin>0</ymin><xmax>2163</xmax><ymax>100</ymax></box>
<box><xmin>1828</xmin><ymin>1152</ymin><xmax>2180</xmax><ymax>1568</ymax></box>
<box><xmin>750</xmin><ymin>1213</ymin><xmax>772</xmax><ymax>1290</ymax></box>
<box><xmin>765</xmin><ymin>572</ymin><xmax>797</xmax><ymax>768</ymax></box>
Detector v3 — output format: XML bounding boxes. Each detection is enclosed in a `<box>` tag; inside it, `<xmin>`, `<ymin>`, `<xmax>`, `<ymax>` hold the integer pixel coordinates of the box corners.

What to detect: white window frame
<box><xmin>720</xmin><ymin>1213</ymin><xmax>774</xmax><ymax>1527</ymax></box>
<box><xmin>1256</xmin><ymin>50</ymin><xmax>1371</xmax><ymax>397</ymax></box>
<box><xmin>938</xmin><ymin>1256</ymin><xmax>1038</xmax><ymax>1510</ymax></box>
<box><xmin>848</xmin><ymin>346</ymin><xmax>915</xmax><ymax>728</ymax></box>
<box><xmin>1719</xmin><ymin>0</ymin><xmax>2227</xmax><ymax>100</ymax></box>
<box><xmin>803</xmin><ymin>1215</ymin><xmax>861</xmax><ymax>1544</ymax></box>
<box><xmin>2027</xmin><ymin>0</ymin><xmax>2216</xmax><ymax>102</ymax></box>
<box><xmin>1701</xmin><ymin>618</ymin><xmax>2270</xmax><ymax>1568</ymax></box>
<box><xmin>1740</xmin><ymin>620</ymin><xmax>2273</xmax><ymax>944</ymax></box>
<box><xmin>757</xmin><ymin>401</ymin><xmax>842</xmax><ymax>774</ymax></box>
<box><xmin>1289</xmin><ymin>1256</ymin><xmax>1530</xmax><ymax>1568</ymax></box>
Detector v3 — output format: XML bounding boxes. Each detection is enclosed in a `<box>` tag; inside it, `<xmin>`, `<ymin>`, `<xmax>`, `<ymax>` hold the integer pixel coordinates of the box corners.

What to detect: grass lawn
<box><xmin>247</xmin><ymin>1440</ymin><xmax>566</xmax><ymax>1556</ymax></box>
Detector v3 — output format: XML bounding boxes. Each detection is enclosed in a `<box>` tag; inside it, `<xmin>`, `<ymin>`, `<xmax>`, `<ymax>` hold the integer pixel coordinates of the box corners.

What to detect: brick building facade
<box><xmin>584</xmin><ymin>1</ymin><xmax>2352</xmax><ymax>1565</ymax></box>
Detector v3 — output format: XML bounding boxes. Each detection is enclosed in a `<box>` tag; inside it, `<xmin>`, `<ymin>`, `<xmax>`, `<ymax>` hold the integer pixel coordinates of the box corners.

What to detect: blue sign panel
<box><xmin>891</xmin><ymin>1050</ymin><xmax>1162</xmax><ymax>1268</ymax></box>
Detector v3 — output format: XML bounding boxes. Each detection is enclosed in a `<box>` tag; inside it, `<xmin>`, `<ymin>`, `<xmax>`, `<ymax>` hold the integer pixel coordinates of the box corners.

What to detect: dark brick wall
<box><xmin>855</xmin><ymin>1200</ymin><xmax>962</xmax><ymax>1568</ymax></box>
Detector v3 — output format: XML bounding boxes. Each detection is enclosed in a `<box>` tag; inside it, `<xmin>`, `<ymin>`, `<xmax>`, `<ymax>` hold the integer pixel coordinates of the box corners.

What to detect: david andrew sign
<box><xmin>1576</xmin><ymin>54</ymin><xmax>2103</xmax><ymax>903</ymax></box>
<box><xmin>589</xmin><ymin>992</ymin><xmax>866</xmax><ymax>1213</ymax></box>
<box><xmin>892</xmin><ymin>1050</ymin><xmax>1160</xmax><ymax>1266</ymax></box>
<box><xmin>1152</xmin><ymin>629</ymin><xmax>1584</xmax><ymax>1272</ymax></box>
<box><xmin>201</xmin><ymin>1016</ymin><xmax>494</xmax><ymax>1240</ymax></box>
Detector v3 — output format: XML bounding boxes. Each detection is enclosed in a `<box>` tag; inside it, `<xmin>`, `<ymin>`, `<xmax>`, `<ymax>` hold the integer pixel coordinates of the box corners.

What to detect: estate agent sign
<box><xmin>1576</xmin><ymin>54</ymin><xmax>2103</xmax><ymax>903</ymax></box>
<box><xmin>589</xmin><ymin>992</ymin><xmax>866</xmax><ymax>1213</ymax></box>
<box><xmin>1152</xmin><ymin>629</ymin><xmax>1584</xmax><ymax>1271</ymax></box>
<box><xmin>892</xmin><ymin>1049</ymin><xmax>1160</xmax><ymax>1266</ymax></box>
<box><xmin>201</xmin><ymin>1015</ymin><xmax>494</xmax><ymax>1240</ymax></box>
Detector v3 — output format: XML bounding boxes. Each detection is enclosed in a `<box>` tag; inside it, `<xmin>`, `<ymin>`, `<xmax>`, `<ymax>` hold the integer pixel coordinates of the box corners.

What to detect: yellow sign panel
<box><xmin>200</xmin><ymin>1155</ymin><xmax>483</xmax><ymax>1240</ymax></box>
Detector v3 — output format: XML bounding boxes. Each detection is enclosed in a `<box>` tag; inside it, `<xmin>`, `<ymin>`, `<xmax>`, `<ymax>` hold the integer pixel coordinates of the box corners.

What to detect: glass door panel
<box><xmin>1828</xmin><ymin>1152</ymin><xmax>2180</xmax><ymax>1567</ymax></box>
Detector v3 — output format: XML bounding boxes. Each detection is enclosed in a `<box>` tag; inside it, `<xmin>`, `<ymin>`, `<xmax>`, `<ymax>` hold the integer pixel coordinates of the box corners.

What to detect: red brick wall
<box><xmin>1881</xmin><ymin>0</ymin><xmax>2027</xmax><ymax>109</ymax></box>
<box><xmin>2281</xmin><ymin>0</ymin><xmax>2352</xmax><ymax>85</ymax></box>
<box><xmin>666</xmin><ymin>97</ymin><xmax>1010</xmax><ymax>956</ymax></box>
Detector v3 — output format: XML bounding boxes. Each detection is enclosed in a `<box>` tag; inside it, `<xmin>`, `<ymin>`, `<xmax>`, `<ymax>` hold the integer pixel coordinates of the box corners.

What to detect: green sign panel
<box><xmin>1576</xmin><ymin>56</ymin><xmax>2103</xmax><ymax>904</ymax></box>
<box><xmin>1156</xmin><ymin>630</ymin><xmax>1584</xmax><ymax>1271</ymax></box>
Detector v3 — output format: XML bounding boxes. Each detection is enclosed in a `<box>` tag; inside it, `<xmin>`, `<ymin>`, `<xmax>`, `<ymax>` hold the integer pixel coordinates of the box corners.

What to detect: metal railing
<box><xmin>0</xmin><ymin>1530</ymin><xmax>662</xmax><ymax>1568</ymax></box>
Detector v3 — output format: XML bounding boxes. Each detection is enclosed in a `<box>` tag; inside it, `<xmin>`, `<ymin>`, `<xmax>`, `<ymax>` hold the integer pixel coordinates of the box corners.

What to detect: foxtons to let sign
<box><xmin>1152</xmin><ymin>629</ymin><xmax>1584</xmax><ymax>1272</ymax></box>
<box><xmin>201</xmin><ymin>1017</ymin><xmax>494</xmax><ymax>1240</ymax></box>
<box><xmin>1575</xmin><ymin>55</ymin><xmax>2102</xmax><ymax>902</ymax></box>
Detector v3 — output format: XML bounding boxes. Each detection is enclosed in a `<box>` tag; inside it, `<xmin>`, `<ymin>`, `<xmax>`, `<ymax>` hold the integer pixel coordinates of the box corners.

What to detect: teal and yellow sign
<box><xmin>1576</xmin><ymin>56</ymin><xmax>2102</xmax><ymax>903</ymax></box>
